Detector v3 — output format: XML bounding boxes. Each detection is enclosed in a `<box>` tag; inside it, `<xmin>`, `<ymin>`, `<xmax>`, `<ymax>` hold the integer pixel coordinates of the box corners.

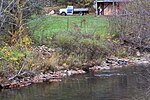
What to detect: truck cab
<box><xmin>59</xmin><ymin>6</ymin><xmax>74</xmax><ymax>16</ymax></box>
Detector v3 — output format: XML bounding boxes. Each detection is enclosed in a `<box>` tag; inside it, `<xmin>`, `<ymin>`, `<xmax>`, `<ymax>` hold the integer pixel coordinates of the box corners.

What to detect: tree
<box><xmin>110</xmin><ymin>0</ymin><xmax>150</xmax><ymax>52</ymax></box>
<box><xmin>0</xmin><ymin>0</ymin><xmax>43</xmax><ymax>45</ymax></box>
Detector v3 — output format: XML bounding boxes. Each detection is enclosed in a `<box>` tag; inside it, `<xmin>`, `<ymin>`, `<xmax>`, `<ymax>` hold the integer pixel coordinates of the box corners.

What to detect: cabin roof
<box><xmin>96</xmin><ymin>0</ymin><xmax>130</xmax><ymax>2</ymax></box>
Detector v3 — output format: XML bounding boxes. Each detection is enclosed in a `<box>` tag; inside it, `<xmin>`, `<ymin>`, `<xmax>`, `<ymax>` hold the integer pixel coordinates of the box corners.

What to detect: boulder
<box><xmin>48</xmin><ymin>10</ymin><xmax>55</xmax><ymax>15</ymax></box>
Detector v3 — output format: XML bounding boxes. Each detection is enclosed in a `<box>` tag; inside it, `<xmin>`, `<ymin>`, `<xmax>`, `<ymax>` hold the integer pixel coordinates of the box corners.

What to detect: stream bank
<box><xmin>0</xmin><ymin>46</ymin><xmax>149</xmax><ymax>90</ymax></box>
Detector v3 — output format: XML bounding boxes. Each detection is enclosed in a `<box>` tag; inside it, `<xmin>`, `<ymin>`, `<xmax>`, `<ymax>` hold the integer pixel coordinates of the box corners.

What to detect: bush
<box><xmin>0</xmin><ymin>45</ymin><xmax>32</xmax><ymax>75</ymax></box>
<box><xmin>52</xmin><ymin>32</ymin><xmax>110</xmax><ymax>60</ymax></box>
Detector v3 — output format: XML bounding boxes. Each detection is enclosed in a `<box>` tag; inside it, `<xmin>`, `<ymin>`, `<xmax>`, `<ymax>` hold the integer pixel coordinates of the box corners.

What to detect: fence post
<box><xmin>67</xmin><ymin>17</ymin><xmax>69</xmax><ymax>31</ymax></box>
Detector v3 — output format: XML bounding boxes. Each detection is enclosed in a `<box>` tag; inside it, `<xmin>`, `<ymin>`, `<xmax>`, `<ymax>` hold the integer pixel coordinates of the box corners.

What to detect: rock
<box><xmin>3</xmin><ymin>84</ymin><xmax>11</xmax><ymax>89</ymax></box>
<box><xmin>24</xmin><ymin>82</ymin><xmax>31</xmax><ymax>87</ymax></box>
<box><xmin>136</xmin><ymin>51</ymin><xmax>141</xmax><ymax>57</ymax></box>
<box><xmin>101</xmin><ymin>66</ymin><xmax>111</xmax><ymax>70</ymax></box>
<box><xmin>78</xmin><ymin>70</ymin><xmax>86</xmax><ymax>74</ymax></box>
<box><xmin>2</xmin><ymin>80</ymin><xmax>32</xmax><ymax>89</ymax></box>
<box><xmin>82</xmin><ymin>67</ymin><xmax>90</xmax><ymax>73</ymax></box>
<box><xmin>105</xmin><ymin>59</ymin><xmax>113</xmax><ymax>64</ymax></box>
<box><xmin>9</xmin><ymin>81</ymin><xmax>20</xmax><ymax>88</ymax></box>
<box><xmin>49</xmin><ymin>79</ymin><xmax>62</xmax><ymax>83</ymax></box>
<box><xmin>102</xmin><ymin>58</ymin><xmax>130</xmax><ymax>69</ymax></box>
<box><xmin>113</xmin><ymin>65</ymin><xmax>123</xmax><ymax>68</ymax></box>
<box><xmin>117</xmin><ymin>60</ymin><xmax>128</xmax><ymax>65</ymax></box>
<box><xmin>32</xmin><ymin>75</ymin><xmax>44</xmax><ymax>83</ymax></box>
<box><xmin>48</xmin><ymin>10</ymin><xmax>55</xmax><ymax>15</ymax></box>
<box><xmin>67</xmin><ymin>70</ymin><xmax>72</xmax><ymax>76</ymax></box>
<box><xmin>60</xmin><ymin>73</ymin><xmax>67</xmax><ymax>77</ymax></box>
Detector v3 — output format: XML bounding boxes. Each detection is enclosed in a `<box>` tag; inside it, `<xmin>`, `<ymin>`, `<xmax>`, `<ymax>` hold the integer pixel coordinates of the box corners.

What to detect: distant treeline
<box><xmin>33</xmin><ymin>0</ymin><xmax>94</xmax><ymax>7</ymax></box>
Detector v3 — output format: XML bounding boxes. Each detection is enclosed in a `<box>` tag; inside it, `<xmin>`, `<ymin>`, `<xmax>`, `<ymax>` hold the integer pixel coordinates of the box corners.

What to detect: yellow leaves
<box><xmin>22</xmin><ymin>35</ymin><xmax>32</xmax><ymax>45</ymax></box>
<box><xmin>10</xmin><ymin>57</ymin><xmax>18</xmax><ymax>61</ymax></box>
<box><xmin>31</xmin><ymin>64</ymin><xmax>35</xmax><ymax>67</ymax></box>
<box><xmin>11</xmin><ymin>53</ymin><xmax>24</xmax><ymax>61</ymax></box>
<box><xmin>1</xmin><ymin>46</ymin><xmax>11</xmax><ymax>59</ymax></box>
<box><xmin>0</xmin><ymin>45</ymin><xmax>30</xmax><ymax>62</ymax></box>
<box><xmin>0</xmin><ymin>45</ymin><xmax>33</xmax><ymax>73</ymax></box>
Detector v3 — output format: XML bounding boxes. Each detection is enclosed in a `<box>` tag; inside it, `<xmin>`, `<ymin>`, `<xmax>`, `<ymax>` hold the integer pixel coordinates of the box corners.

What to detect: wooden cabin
<box><xmin>95</xmin><ymin>0</ymin><xmax>130</xmax><ymax>16</ymax></box>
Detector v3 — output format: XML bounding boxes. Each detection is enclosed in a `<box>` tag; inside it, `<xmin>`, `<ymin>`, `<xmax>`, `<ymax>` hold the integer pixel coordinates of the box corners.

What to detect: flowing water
<box><xmin>0</xmin><ymin>66</ymin><xmax>150</xmax><ymax>100</ymax></box>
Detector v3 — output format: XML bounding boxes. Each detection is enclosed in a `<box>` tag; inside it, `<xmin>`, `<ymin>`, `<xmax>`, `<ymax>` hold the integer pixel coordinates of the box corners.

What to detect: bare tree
<box><xmin>109</xmin><ymin>0</ymin><xmax>150</xmax><ymax>53</ymax></box>
<box><xmin>0</xmin><ymin>0</ymin><xmax>43</xmax><ymax>45</ymax></box>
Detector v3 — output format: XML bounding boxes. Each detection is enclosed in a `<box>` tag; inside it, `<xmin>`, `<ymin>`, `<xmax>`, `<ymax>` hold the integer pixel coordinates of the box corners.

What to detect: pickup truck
<box><xmin>59</xmin><ymin>6</ymin><xmax>89</xmax><ymax>16</ymax></box>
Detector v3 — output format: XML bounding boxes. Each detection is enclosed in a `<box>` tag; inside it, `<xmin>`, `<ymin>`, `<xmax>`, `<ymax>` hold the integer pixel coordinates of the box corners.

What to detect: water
<box><xmin>0</xmin><ymin>67</ymin><xmax>149</xmax><ymax>100</ymax></box>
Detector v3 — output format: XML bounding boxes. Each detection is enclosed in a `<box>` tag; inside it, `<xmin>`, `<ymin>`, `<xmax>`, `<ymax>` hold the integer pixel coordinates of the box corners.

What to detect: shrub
<box><xmin>53</xmin><ymin>33</ymin><xmax>76</xmax><ymax>53</ymax></box>
<box><xmin>52</xmin><ymin>32</ymin><xmax>110</xmax><ymax>60</ymax></box>
<box><xmin>0</xmin><ymin>45</ymin><xmax>32</xmax><ymax>75</ymax></box>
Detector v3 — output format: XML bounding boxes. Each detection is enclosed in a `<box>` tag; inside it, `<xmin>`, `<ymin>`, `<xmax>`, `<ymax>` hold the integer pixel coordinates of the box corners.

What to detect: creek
<box><xmin>0</xmin><ymin>65</ymin><xmax>149</xmax><ymax>100</ymax></box>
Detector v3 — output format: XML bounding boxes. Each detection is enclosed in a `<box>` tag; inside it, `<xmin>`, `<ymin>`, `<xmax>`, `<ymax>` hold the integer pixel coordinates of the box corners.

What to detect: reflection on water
<box><xmin>0</xmin><ymin>66</ymin><xmax>149</xmax><ymax>100</ymax></box>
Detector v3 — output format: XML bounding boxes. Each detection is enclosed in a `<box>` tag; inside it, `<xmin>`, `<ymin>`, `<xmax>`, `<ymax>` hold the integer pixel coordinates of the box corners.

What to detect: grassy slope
<box><xmin>30</xmin><ymin>15</ymin><xmax>109</xmax><ymax>40</ymax></box>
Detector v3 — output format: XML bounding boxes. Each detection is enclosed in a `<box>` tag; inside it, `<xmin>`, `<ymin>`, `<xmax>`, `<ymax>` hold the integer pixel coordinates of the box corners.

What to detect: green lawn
<box><xmin>30</xmin><ymin>15</ymin><xmax>109</xmax><ymax>36</ymax></box>
<box><xmin>29</xmin><ymin>15</ymin><xmax>109</xmax><ymax>45</ymax></box>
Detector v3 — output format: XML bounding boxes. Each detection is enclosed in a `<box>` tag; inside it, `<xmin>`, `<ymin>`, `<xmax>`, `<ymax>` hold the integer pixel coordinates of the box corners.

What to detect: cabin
<box><xmin>95</xmin><ymin>0</ymin><xmax>130</xmax><ymax>16</ymax></box>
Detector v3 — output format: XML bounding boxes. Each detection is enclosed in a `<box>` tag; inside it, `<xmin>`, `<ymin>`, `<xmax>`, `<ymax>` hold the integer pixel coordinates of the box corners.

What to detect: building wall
<box><xmin>104</xmin><ymin>3</ymin><xmax>113</xmax><ymax>15</ymax></box>
<box><xmin>97</xmin><ymin>2</ymin><xmax>126</xmax><ymax>15</ymax></box>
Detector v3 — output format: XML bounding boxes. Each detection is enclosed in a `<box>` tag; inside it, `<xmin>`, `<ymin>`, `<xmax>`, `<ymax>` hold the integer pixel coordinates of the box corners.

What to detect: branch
<box><xmin>3</xmin><ymin>0</ymin><xmax>16</xmax><ymax>13</ymax></box>
<box><xmin>8</xmin><ymin>61</ymin><xmax>27</xmax><ymax>81</ymax></box>
<box><xmin>0</xmin><ymin>0</ymin><xmax>3</xmax><ymax>14</ymax></box>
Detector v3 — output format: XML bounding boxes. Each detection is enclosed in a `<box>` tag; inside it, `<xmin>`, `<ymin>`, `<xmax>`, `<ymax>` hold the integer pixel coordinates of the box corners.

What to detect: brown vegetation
<box><xmin>109</xmin><ymin>0</ymin><xmax>150</xmax><ymax>53</ymax></box>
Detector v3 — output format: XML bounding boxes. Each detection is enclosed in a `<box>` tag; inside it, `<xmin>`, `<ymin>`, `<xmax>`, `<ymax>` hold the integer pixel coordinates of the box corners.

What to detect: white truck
<box><xmin>59</xmin><ymin>6</ymin><xmax>89</xmax><ymax>16</ymax></box>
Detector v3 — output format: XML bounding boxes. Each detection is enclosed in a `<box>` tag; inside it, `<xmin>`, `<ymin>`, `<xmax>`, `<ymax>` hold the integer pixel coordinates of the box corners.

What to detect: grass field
<box><xmin>30</xmin><ymin>15</ymin><xmax>109</xmax><ymax>36</ymax></box>
<box><xmin>29</xmin><ymin>15</ymin><xmax>109</xmax><ymax>45</ymax></box>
